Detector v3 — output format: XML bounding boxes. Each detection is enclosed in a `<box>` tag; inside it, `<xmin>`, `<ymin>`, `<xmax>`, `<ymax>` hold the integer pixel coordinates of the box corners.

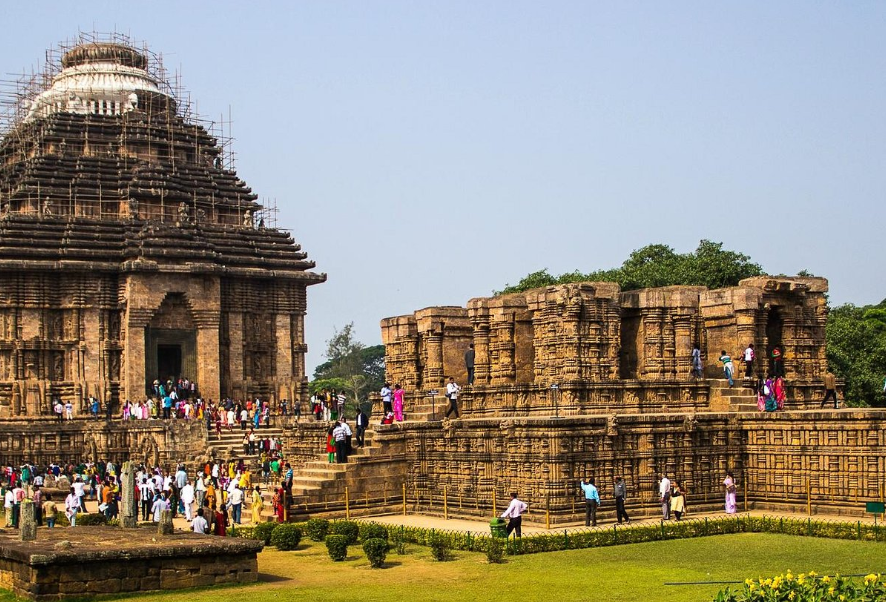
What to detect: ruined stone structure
<box><xmin>0</xmin><ymin>37</ymin><xmax>324</xmax><ymax>417</ymax></box>
<box><xmin>382</xmin><ymin>276</ymin><xmax>828</xmax><ymax>415</ymax></box>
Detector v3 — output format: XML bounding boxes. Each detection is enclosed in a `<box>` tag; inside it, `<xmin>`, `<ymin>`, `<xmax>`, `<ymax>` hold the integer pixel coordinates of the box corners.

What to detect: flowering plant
<box><xmin>713</xmin><ymin>572</ymin><xmax>886</xmax><ymax>601</ymax></box>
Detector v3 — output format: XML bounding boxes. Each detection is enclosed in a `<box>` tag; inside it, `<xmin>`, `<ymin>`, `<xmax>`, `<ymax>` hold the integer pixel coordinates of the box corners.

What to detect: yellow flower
<box><xmin>786</xmin><ymin>571</ymin><xmax>794</xmax><ymax>581</ymax></box>
<box><xmin>829</xmin><ymin>587</ymin><xmax>836</xmax><ymax>595</ymax></box>
<box><xmin>788</xmin><ymin>592</ymin><xmax>796</xmax><ymax>601</ymax></box>
<box><xmin>808</xmin><ymin>571</ymin><xmax>817</xmax><ymax>577</ymax></box>
<box><xmin>865</xmin><ymin>573</ymin><xmax>877</xmax><ymax>584</ymax></box>
<box><xmin>822</xmin><ymin>575</ymin><xmax>831</xmax><ymax>583</ymax></box>
<box><xmin>745</xmin><ymin>579</ymin><xmax>754</xmax><ymax>587</ymax></box>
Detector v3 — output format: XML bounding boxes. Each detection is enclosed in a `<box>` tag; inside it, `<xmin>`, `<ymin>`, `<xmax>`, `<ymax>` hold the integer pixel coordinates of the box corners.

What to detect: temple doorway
<box><xmin>157</xmin><ymin>344</ymin><xmax>182</xmax><ymax>382</ymax></box>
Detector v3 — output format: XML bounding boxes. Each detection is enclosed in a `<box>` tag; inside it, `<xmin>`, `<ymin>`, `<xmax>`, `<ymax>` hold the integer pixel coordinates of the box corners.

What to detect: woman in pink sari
<box><xmin>723</xmin><ymin>471</ymin><xmax>737</xmax><ymax>514</ymax></box>
<box><xmin>392</xmin><ymin>384</ymin><xmax>405</xmax><ymax>422</ymax></box>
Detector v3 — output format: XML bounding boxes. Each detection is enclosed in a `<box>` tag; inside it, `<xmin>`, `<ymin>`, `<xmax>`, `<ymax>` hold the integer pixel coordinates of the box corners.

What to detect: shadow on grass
<box><xmin>258</xmin><ymin>573</ymin><xmax>292</xmax><ymax>583</ymax></box>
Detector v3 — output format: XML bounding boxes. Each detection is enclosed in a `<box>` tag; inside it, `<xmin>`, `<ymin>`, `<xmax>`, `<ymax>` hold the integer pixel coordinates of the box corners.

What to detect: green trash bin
<box><xmin>490</xmin><ymin>517</ymin><xmax>508</xmax><ymax>538</ymax></box>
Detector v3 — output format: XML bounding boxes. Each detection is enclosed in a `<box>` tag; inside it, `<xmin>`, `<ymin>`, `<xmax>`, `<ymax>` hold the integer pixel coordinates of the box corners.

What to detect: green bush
<box><xmin>329</xmin><ymin>520</ymin><xmax>360</xmax><ymax>545</ymax></box>
<box><xmin>359</xmin><ymin>523</ymin><xmax>388</xmax><ymax>542</ymax></box>
<box><xmin>270</xmin><ymin>523</ymin><xmax>303</xmax><ymax>551</ymax></box>
<box><xmin>75</xmin><ymin>513</ymin><xmax>108</xmax><ymax>526</ymax></box>
<box><xmin>305</xmin><ymin>518</ymin><xmax>330</xmax><ymax>542</ymax></box>
<box><xmin>362</xmin><ymin>537</ymin><xmax>388</xmax><ymax>568</ymax></box>
<box><xmin>712</xmin><ymin>572</ymin><xmax>886</xmax><ymax>602</ymax></box>
<box><xmin>325</xmin><ymin>534</ymin><xmax>348</xmax><ymax>561</ymax></box>
<box><xmin>428</xmin><ymin>534</ymin><xmax>448</xmax><ymax>561</ymax></box>
<box><xmin>390</xmin><ymin>529</ymin><xmax>407</xmax><ymax>555</ymax></box>
<box><xmin>486</xmin><ymin>536</ymin><xmax>505</xmax><ymax>563</ymax></box>
<box><xmin>252</xmin><ymin>521</ymin><xmax>278</xmax><ymax>545</ymax></box>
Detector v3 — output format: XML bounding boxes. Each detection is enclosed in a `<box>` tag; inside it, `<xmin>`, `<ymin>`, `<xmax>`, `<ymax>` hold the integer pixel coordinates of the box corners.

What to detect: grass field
<box><xmin>10</xmin><ymin>534</ymin><xmax>886</xmax><ymax>602</ymax></box>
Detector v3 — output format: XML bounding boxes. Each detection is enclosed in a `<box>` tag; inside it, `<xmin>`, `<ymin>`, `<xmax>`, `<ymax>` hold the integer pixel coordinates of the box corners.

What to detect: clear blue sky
<box><xmin>3</xmin><ymin>2</ymin><xmax>884</xmax><ymax>373</ymax></box>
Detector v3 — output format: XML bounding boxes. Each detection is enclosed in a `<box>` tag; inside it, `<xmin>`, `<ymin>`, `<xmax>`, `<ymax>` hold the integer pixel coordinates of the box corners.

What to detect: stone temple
<box><xmin>0</xmin><ymin>38</ymin><xmax>324</xmax><ymax>417</ymax></box>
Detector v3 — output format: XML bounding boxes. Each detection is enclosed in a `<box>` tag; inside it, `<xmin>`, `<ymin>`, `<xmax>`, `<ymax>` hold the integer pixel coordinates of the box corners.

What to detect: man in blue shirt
<box><xmin>580</xmin><ymin>477</ymin><xmax>600</xmax><ymax>527</ymax></box>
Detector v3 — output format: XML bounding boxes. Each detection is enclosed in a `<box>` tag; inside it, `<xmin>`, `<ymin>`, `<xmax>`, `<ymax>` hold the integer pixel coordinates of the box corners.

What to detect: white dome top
<box><xmin>24</xmin><ymin>43</ymin><xmax>168</xmax><ymax>122</ymax></box>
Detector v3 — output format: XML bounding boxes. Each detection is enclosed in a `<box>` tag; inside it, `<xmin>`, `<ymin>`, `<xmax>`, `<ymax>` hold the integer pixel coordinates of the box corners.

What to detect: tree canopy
<box><xmin>311</xmin><ymin>323</ymin><xmax>385</xmax><ymax>408</ymax></box>
<box><xmin>826</xmin><ymin>300</ymin><xmax>886</xmax><ymax>407</ymax></box>
<box><xmin>496</xmin><ymin>240</ymin><xmax>763</xmax><ymax>295</ymax></box>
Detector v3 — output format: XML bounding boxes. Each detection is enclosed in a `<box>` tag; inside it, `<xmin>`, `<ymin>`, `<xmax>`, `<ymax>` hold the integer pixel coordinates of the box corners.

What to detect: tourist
<box><xmin>380</xmin><ymin>383</ymin><xmax>392</xmax><ymax>416</ymax></box>
<box><xmin>64</xmin><ymin>486</ymin><xmax>79</xmax><ymax>526</ymax></box>
<box><xmin>64</xmin><ymin>400</ymin><xmax>74</xmax><ymax>420</ymax></box>
<box><xmin>718</xmin><ymin>350</ymin><xmax>735</xmax><ymax>387</ymax></box>
<box><xmin>282</xmin><ymin>463</ymin><xmax>293</xmax><ymax>499</ymax></box>
<box><xmin>340</xmin><ymin>419</ymin><xmax>353</xmax><ymax>457</ymax></box>
<box><xmin>770</xmin><ymin>345</ymin><xmax>785</xmax><ymax>378</ymax></box>
<box><xmin>691</xmin><ymin>343</ymin><xmax>703</xmax><ymax>379</ymax></box>
<box><xmin>228</xmin><ymin>483</ymin><xmax>244</xmax><ymax>524</ymax></box>
<box><xmin>465</xmin><ymin>343</ymin><xmax>475</xmax><ymax>385</ymax></box>
<box><xmin>32</xmin><ymin>484</ymin><xmax>43</xmax><ymax>526</ymax></box>
<box><xmin>42</xmin><ymin>493</ymin><xmax>56</xmax><ymax>528</ymax></box>
<box><xmin>90</xmin><ymin>397</ymin><xmax>100</xmax><ymax>419</ymax></box>
<box><xmin>613</xmin><ymin>476</ymin><xmax>631</xmax><ymax>524</ymax></box>
<box><xmin>272</xmin><ymin>488</ymin><xmax>284</xmax><ymax>523</ymax></box>
<box><xmin>723</xmin><ymin>471</ymin><xmax>737</xmax><ymax>514</ymax></box>
<box><xmin>139</xmin><ymin>477</ymin><xmax>153</xmax><ymax>521</ymax></box>
<box><xmin>774</xmin><ymin>376</ymin><xmax>786</xmax><ymax>410</ymax></box>
<box><xmin>580</xmin><ymin>477</ymin><xmax>599</xmax><ymax>527</ymax></box>
<box><xmin>251</xmin><ymin>485</ymin><xmax>262</xmax><ymax>524</ymax></box>
<box><xmin>821</xmin><ymin>371</ymin><xmax>838</xmax><ymax>408</ymax></box>
<box><xmin>325</xmin><ymin>426</ymin><xmax>336</xmax><ymax>464</ymax></box>
<box><xmin>181</xmin><ymin>479</ymin><xmax>195</xmax><ymax>521</ymax></box>
<box><xmin>3</xmin><ymin>485</ymin><xmax>13</xmax><ymax>527</ymax></box>
<box><xmin>214</xmin><ymin>505</ymin><xmax>228</xmax><ymax>536</ymax></box>
<box><xmin>742</xmin><ymin>343</ymin><xmax>755</xmax><ymax>379</ymax></box>
<box><xmin>333</xmin><ymin>421</ymin><xmax>347</xmax><ymax>464</ymax></box>
<box><xmin>670</xmin><ymin>483</ymin><xmax>686</xmax><ymax>520</ymax></box>
<box><xmin>500</xmin><ymin>491</ymin><xmax>528</xmax><ymax>538</ymax></box>
<box><xmin>444</xmin><ymin>377</ymin><xmax>461</xmax><ymax>419</ymax></box>
<box><xmin>355</xmin><ymin>407</ymin><xmax>368</xmax><ymax>447</ymax></box>
<box><xmin>658</xmin><ymin>473</ymin><xmax>671</xmax><ymax>520</ymax></box>
<box><xmin>53</xmin><ymin>399</ymin><xmax>63</xmax><ymax>421</ymax></box>
<box><xmin>392</xmin><ymin>384</ymin><xmax>405</xmax><ymax>422</ymax></box>
<box><xmin>72</xmin><ymin>475</ymin><xmax>86</xmax><ymax>512</ymax></box>
<box><xmin>762</xmin><ymin>376</ymin><xmax>777</xmax><ymax>412</ymax></box>
<box><xmin>192</xmin><ymin>507</ymin><xmax>209</xmax><ymax>534</ymax></box>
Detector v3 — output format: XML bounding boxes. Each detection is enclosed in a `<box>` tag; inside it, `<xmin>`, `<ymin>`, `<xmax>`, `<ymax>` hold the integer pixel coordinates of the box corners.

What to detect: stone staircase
<box><xmin>709</xmin><ymin>379</ymin><xmax>759</xmax><ymax>412</ymax></box>
<box><xmin>206</xmin><ymin>425</ymin><xmax>286</xmax><ymax>469</ymax></box>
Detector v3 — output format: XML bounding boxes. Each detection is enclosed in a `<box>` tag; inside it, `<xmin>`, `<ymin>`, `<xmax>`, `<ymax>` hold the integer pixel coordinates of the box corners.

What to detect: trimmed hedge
<box><xmin>362</xmin><ymin>537</ymin><xmax>388</xmax><ymax>568</ymax></box>
<box><xmin>252</xmin><ymin>521</ymin><xmax>278</xmax><ymax>545</ymax></box>
<box><xmin>270</xmin><ymin>523</ymin><xmax>303</xmax><ymax>550</ymax></box>
<box><xmin>359</xmin><ymin>523</ymin><xmax>388</xmax><ymax>542</ymax></box>
<box><xmin>329</xmin><ymin>520</ymin><xmax>359</xmax><ymax>545</ymax></box>
<box><xmin>75</xmin><ymin>513</ymin><xmax>108</xmax><ymax>526</ymax></box>
<box><xmin>379</xmin><ymin>515</ymin><xmax>886</xmax><ymax>558</ymax></box>
<box><xmin>305</xmin><ymin>518</ymin><xmax>330</xmax><ymax>542</ymax></box>
<box><xmin>325</xmin><ymin>534</ymin><xmax>348</xmax><ymax>561</ymax></box>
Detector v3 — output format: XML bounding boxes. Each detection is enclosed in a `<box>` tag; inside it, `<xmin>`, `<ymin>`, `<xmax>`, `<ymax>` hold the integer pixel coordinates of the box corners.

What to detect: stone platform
<box><xmin>0</xmin><ymin>526</ymin><xmax>263</xmax><ymax>601</ymax></box>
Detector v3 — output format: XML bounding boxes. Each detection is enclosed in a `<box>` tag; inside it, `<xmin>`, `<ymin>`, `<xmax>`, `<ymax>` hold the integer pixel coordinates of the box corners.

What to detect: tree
<box><xmin>826</xmin><ymin>301</ymin><xmax>886</xmax><ymax>407</ymax></box>
<box><xmin>496</xmin><ymin>240</ymin><xmax>763</xmax><ymax>295</ymax></box>
<box><xmin>312</xmin><ymin>324</ymin><xmax>385</xmax><ymax>410</ymax></box>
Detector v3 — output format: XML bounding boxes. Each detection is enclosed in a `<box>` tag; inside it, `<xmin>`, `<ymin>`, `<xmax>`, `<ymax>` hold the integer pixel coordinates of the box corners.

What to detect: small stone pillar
<box><xmin>158</xmin><ymin>509</ymin><xmax>173</xmax><ymax>535</ymax></box>
<box><xmin>19</xmin><ymin>500</ymin><xmax>36</xmax><ymax>541</ymax></box>
<box><xmin>120</xmin><ymin>461</ymin><xmax>137</xmax><ymax>528</ymax></box>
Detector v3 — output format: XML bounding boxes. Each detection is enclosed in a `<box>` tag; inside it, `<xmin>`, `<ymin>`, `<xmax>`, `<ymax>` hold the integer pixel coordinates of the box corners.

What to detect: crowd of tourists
<box><xmin>0</xmin><ymin>454</ymin><xmax>295</xmax><ymax>535</ymax></box>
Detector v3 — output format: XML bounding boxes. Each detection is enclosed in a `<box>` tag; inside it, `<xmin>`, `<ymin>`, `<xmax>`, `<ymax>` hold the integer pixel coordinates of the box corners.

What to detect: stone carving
<box><xmin>683</xmin><ymin>413</ymin><xmax>698</xmax><ymax>433</ymax></box>
<box><xmin>606</xmin><ymin>414</ymin><xmax>619</xmax><ymax>437</ymax></box>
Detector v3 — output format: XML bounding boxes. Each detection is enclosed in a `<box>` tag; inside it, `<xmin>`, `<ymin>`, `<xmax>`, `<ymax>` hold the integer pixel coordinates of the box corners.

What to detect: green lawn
<box><xmin>15</xmin><ymin>534</ymin><xmax>886</xmax><ymax>602</ymax></box>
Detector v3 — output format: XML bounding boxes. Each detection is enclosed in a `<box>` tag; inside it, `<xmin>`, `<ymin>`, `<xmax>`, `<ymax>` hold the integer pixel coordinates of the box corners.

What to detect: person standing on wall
<box><xmin>444</xmin><ymin>377</ymin><xmax>461</xmax><ymax>419</ymax></box>
<box><xmin>355</xmin><ymin>406</ymin><xmax>368</xmax><ymax>447</ymax></box>
<box><xmin>691</xmin><ymin>343</ymin><xmax>703</xmax><ymax>379</ymax></box>
<box><xmin>380</xmin><ymin>383</ymin><xmax>393</xmax><ymax>416</ymax></box>
<box><xmin>580</xmin><ymin>477</ymin><xmax>600</xmax><ymax>527</ymax></box>
<box><xmin>613</xmin><ymin>476</ymin><xmax>631</xmax><ymax>524</ymax></box>
<box><xmin>464</xmin><ymin>343</ymin><xmax>475</xmax><ymax>386</ymax></box>
<box><xmin>770</xmin><ymin>345</ymin><xmax>785</xmax><ymax>378</ymax></box>
<box><xmin>500</xmin><ymin>491</ymin><xmax>528</xmax><ymax>538</ymax></box>
<box><xmin>742</xmin><ymin>343</ymin><xmax>755</xmax><ymax>379</ymax></box>
<box><xmin>719</xmin><ymin>351</ymin><xmax>735</xmax><ymax>387</ymax></box>
<box><xmin>821</xmin><ymin>370</ymin><xmax>839</xmax><ymax>409</ymax></box>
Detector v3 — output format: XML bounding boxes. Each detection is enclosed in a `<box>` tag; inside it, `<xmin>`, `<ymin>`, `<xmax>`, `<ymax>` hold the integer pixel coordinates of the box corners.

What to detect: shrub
<box><xmin>712</xmin><ymin>572</ymin><xmax>886</xmax><ymax>602</ymax></box>
<box><xmin>486</xmin><ymin>536</ymin><xmax>505</xmax><ymax>564</ymax></box>
<box><xmin>329</xmin><ymin>520</ymin><xmax>359</xmax><ymax>545</ymax></box>
<box><xmin>271</xmin><ymin>524</ymin><xmax>304</xmax><ymax>550</ymax></box>
<box><xmin>305</xmin><ymin>518</ymin><xmax>330</xmax><ymax>542</ymax></box>
<box><xmin>390</xmin><ymin>529</ymin><xmax>407</xmax><ymax>555</ymax></box>
<box><xmin>362</xmin><ymin>537</ymin><xmax>388</xmax><ymax>568</ymax></box>
<box><xmin>325</xmin><ymin>534</ymin><xmax>348</xmax><ymax>561</ymax></box>
<box><xmin>428</xmin><ymin>534</ymin><xmax>448</xmax><ymax>561</ymax></box>
<box><xmin>252</xmin><ymin>521</ymin><xmax>278</xmax><ymax>545</ymax></box>
<box><xmin>359</xmin><ymin>523</ymin><xmax>388</xmax><ymax>542</ymax></box>
<box><xmin>75</xmin><ymin>513</ymin><xmax>108</xmax><ymax>526</ymax></box>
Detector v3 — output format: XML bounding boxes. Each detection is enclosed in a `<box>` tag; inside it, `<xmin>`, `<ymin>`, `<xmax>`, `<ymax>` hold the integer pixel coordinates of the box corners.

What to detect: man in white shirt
<box><xmin>3</xmin><ymin>487</ymin><xmax>14</xmax><ymax>527</ymax></box>
<box><xmin>72</xmin><ymin>476</ymin><xmax>86</xmax><ymax>512</ymax></box>
<box><xmin>332</xmin><ymin>421</ymin><xmax>347</xmax><ymax>464</ymax></box>
<box><xmin>228</xmin><ymin>484</ymin><xmax>244</xmax><ymax>524</ymax></box>
<box><xmin>180</xmin><ymin>480</ymin><xmax>195</xmax><ymax>521</ymax></box>
<box><xmin>658</xmin><ymin>474</ymin><xmax>672</xmax><ymax>520</ymax></box>
<box><xmin>191</xmin><ymin>508</ymin><xmax>209</xmax><ymax>534</ymax></box>
<box><xmin>444</xmin><ymin>377</ymin><xmax>461</xmax><ymax>419</ymax></box>
<box><xmin>380</xmin><ymin>384</ymin><xmax>392</xmax><ymax>415</ymax></box>
<box><xmin>742</xmin><ymin>343</ymin><xmax>756</xmax><ymax>379</ymax></box>
<box><xmin>500</xmin><ymin>492</ymin><xmax>528</xmax><ymax>538</ymax></box>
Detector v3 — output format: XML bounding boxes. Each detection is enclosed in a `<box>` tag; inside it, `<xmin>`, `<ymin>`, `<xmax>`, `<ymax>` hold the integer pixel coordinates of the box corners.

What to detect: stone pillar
<box><xmin>19</xmin><ymin>500</ymin><xmax>36</xmax><ymax>541</ymax></box>
<box><xmin>673</xmin><ymin>314</ymin><xmax>693</xmax><ymax>379</ymax></box>
<box><xmin>120</xmin><ymin>461</ymin><xmax>137</xmax><ymax>528</ymax></box>
<box><xmin>194</xmin><ymin>310</ymin><xmax>221</xmax><ymax>402</ymax></box>
<box><xmin>158</xmin><ymin>509</ymin><xmax>173</xmax><ymax>535</ymax></box>
<box><xmin>228</xmin><ymin>313</ymin><xmax>245</xmax><ymax>399</ymax></box>
<box><xmin>424</xmin><ymin>331</ymin><xmax>444</xmax><ymax>388</ymax></box>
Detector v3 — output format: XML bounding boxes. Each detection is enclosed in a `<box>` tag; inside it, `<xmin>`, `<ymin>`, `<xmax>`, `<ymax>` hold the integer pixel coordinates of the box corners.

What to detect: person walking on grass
<box><xmin>501</xmin><ymin>492</ymin><xmax>528</xmax><ymax>538</ymax></box>
<box><xmin>580</xmin><ymin>477</ymin><xmax>600</xmax><ymax>527</ymax></box>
